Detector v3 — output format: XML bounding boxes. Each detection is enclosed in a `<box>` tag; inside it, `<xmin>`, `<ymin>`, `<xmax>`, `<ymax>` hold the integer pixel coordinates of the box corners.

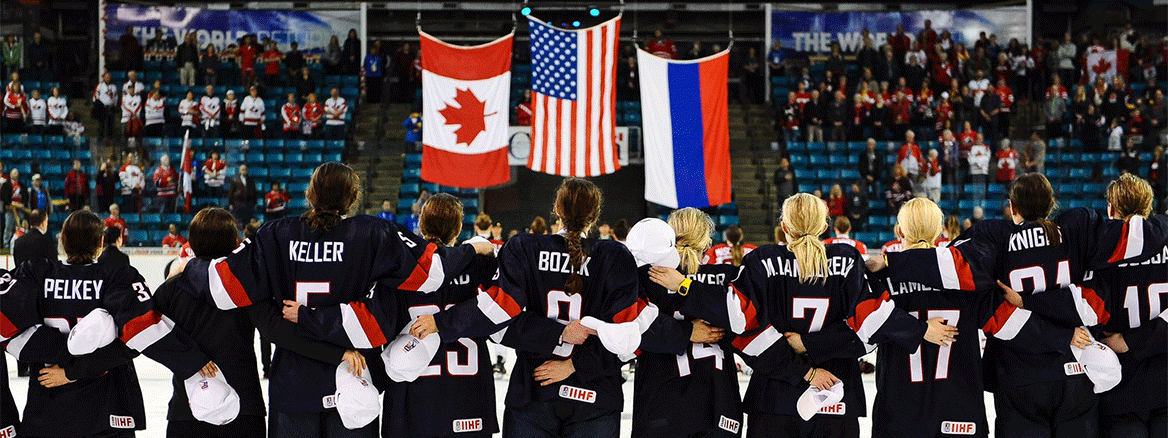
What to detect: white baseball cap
<box><xmin>578</xmin><ymin>304</ymin><xmax>660</xmax><ymax>361</ymax></box>
<box><xmin>796</xmin><ymin>381</ymin><xmax>845</xmax><ymax>421</ymax></box>
<box><xmin>68</xmin><ymin>308</ymin><xmax>117</xmax><ymax>355</ymax></box>
<box><xmin>1072</xmin><ymin>341</ymin><xmax>1122</xmax><ymax>393</ymax></box>
<box><xmin>381</xmin><ymin>331</ymin><xmax>441</xmax><ymax>383</ymax></box>
<box><xmin>333</xmin><ymin>363</ymin><xmax>380</xmax><ymax>429</ymax></box>
<box><xmin>625</xmin><ymin>218</ymin><xmax>680</xmax><ymax>269</ymax></box>
<box><xmin>184</xmin><ymin>372</ymin><xmax>241</xmax><ymax>426</ymax></box>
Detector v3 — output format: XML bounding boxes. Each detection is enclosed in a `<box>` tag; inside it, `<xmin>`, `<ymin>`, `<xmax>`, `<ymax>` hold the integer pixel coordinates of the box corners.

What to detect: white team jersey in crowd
<box><xmin>144</xmin><ymin>95</ymin><xmax>165</xmax><ymax>126</ymax></box>
<box><xmin>324</xmin><ymin>96</ymin><xmax>347</xmax><ymax>125</ymax></box>
<box><xmin>179</xmin><ymin>98</ymin><xmax>197</xmax><ymax>127</ymax></box>
<box><xmin>968</xmin><ymin>144</ymin><xmax>991</xmax><ymax>175</ymax></box>
<box><xmin>199</xmin><ymin>96</ymin><xmax>221</xmax><ymax>127</ymax></box>
<box><xmin>968</xmin><ymin>78</ymin><xmax>989</xmax><ymax>106</ymax></box>
<box><xmin>27</xmin><ymin>97</ymin><xmax>46</xmax><ymax>126</ymax></box>
<box><xmin>47</xmin><ymin>96</ymin><xmax>67</xmax><ymax>125</ymax></box>
<box><xmin>119</xmin><ymin>164</ymin><xmax>144</xmax><ymax>195</ymax></box>
<box><xmin>121</xmin><ymin>94</ymin><xmax>142</xmax><ymax>123</ymax></box>
<box><xmin>122</xmin><ymin>80</ymin><xmax>144</xmax><ymax>97</ymax></box>
<box><xmin>241</xmin><ymin>95</ymin><xmax>264</xmax><ymax>126</ymax></box>
<box><xmin>94</xmin><ymin>82</ymin><xmax>117</xmax><ymax>106</ymax></box>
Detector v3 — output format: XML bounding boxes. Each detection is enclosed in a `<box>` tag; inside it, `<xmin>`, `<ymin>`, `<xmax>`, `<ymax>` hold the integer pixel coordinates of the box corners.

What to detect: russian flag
<box><xmin>638</xmin><ymin>48</ymin><xmax>731</xmax><ymax>209</ymax></box>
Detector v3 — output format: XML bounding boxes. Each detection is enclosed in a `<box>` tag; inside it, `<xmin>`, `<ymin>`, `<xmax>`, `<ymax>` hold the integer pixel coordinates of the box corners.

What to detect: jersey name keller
<box><xmin>289</xmin><ymin>240</ymin><xmax>345</xmax><ymax>263</ymax></box>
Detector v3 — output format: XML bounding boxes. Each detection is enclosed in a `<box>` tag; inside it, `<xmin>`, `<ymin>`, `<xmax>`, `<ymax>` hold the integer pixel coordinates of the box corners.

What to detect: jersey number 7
<box><xmin>908</xmin><ymin>310</ymin><xmax>960</xmax><ymax>382</ymax></box>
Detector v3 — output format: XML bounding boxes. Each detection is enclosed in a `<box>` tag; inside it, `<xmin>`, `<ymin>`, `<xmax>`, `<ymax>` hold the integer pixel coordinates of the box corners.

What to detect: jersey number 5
<box><xmin>295</xmin><ymin>282</ymin><xmax>330</xmax><ymax>305</ymax></box>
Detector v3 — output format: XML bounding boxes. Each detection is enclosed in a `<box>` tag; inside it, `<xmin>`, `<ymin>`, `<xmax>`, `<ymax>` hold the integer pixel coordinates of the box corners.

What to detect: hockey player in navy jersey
<box><xmin>175</xmin><ymin>163</ymin><xmax>494</xmax><ymax>437</ymax></box>
<box><xmin>629</xmin><ymin>209</ymin><xmax>743</xmax><ymax>437</ymax></box>
<box><xmin>478</xmin><ymin>178</ymin><xmax>656</xmax><ymax>437</ymax></box>
<box><xmin>0</xmin><ymin>211</ymin><xmax>213</xmax><ymax>437</ymax></box>
<box><xmin>883</xmin><ymin>173</ymin><xmax>1168</xmax><ymax>438</ymax></box>
<box><xmin>1085</xmin><ymin>175</ymin><xmax>1168</xmax><ymax>438</ymax></box>
<box><xmin>851</xmin><ymin>198</ymin><xmax>1082</xmax><ymax>438</ymax></box>
<box><xmin>728</xmin><ymin>193</ymin><xmax>868</xmax><ymax>438</ymax></box>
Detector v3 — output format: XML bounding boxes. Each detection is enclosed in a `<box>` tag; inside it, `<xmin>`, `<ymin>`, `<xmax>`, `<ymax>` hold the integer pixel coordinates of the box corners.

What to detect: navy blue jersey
<box><xmin>885</xmin><ymin>209</ymin><xmax>1168</xmax><ymax>389</ymax></box>
<box><xmin>0</xmin><ymin>259</ymin><xmax>208</xmax><ymax>436</ymax></box>
<box><xmin>633</xmin><ymin>263</ymin><xmax>743</xmax><ymax>437</ymax></box>
<box><xmin>486</xmin><ymin>234</ymin><xmax>653</xmax><ymax>413</ymax></box>
<box><xmin>851</xmin><ymin>266</ymin><xmax>1072</xmax><ymax>438</ymax></box>
<box><xmin>728</xmin><ymin>243</ymin><xmax>869</xmax><ymax>418</ymax></box>
<box><xmin>180</xmin><ymin>215</ymin><xmax>477</xmax><ymax>414</ymax></box>
<box><xmin>0</xmin><ymin>269</ymin><xmax>19</xmax><ymax>438</ymax></box>
<box><xmin>1086</xmin><ymin>232</ymin><xmax>1168</xmax><ymax>416</ymax></box>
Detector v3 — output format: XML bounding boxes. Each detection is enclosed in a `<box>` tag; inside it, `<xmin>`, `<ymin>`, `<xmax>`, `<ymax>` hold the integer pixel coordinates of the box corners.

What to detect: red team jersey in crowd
<box><xmin>264</xmin><ymin>191</ymin><xmax>290</xmax><ymax>214</ymax></box>
<box><xmin>825</xmin><ymin>236</ymin><xmax>870</xmax><ymax>255</ymax></box>
<box><xmin>161</xmin><ymin>232</ymin><xmax>187</xmax><ymax>248</ymax></box>
<box><xmin>703</xmin><ymin>243</ymin><xmax>757</xmax><ymax>265</ymax></box>
<box><xmin>105</xmin><ymin>215</ymin><xmax>128</xmax><ymax>241</ymax></box>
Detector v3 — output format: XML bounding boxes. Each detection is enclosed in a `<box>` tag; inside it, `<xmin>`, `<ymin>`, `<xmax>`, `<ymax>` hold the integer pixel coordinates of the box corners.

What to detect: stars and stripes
<box><xmin>527</xmin><ymin>16</ymin><xmax>620</xmax><ymax>177</ymax></box>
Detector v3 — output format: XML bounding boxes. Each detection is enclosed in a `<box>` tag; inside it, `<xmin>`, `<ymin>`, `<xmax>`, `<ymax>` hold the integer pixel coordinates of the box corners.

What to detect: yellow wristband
<box><xmin>807</xmin><ymin>368</ymin><xmax>817</xmax><ymax>382</ymax></box>
<box><xmin>677</xmin><ymin>278</ymin><xmax>693</xmax><ymax>296</ymax></box>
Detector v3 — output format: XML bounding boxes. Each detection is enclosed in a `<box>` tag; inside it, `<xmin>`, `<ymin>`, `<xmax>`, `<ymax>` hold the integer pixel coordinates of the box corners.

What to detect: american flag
<box><xmin>528</xmin><ymin>16</ymin><xmax>620</xmax><ymax>177</ymax></box>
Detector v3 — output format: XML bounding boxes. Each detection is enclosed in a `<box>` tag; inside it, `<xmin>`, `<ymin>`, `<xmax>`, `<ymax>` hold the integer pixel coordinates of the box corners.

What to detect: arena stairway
<box><xmin>348</xmin><ymin>103</ymin><xmax>412</xmax><ymax>215</ymax></box>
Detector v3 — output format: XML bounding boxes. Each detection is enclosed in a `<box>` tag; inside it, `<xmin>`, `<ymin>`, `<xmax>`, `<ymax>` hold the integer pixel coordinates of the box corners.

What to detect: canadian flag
<box><xmin>180</xmin><ymin>131</ymin><xmax>194</xmax><ymax>213</ymax></box>
<box><xmin>1083</xmin><ymin>47</ymin><xmax>1129</xmax><ymax>85</ymax></box>
<box><xmin>420</xmin><ymin>30</ymin><xmax>513</xmax><ymax>188</ymax></box>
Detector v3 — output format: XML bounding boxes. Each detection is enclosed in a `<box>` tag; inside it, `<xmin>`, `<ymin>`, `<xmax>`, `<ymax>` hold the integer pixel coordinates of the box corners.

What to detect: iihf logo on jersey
<box><xmin>402</xmin><ymin>338</ymin><xmax>420</xmax><ymax>352</ymax></box>
<box><xmin>200</xmin><ymin>380</ymin><xmax>210</xmax><ymax>390</ymax></box>
<box><xmin>941</xmin><ymin>421</ymin><xmax>976</xmax><ymax>435</ymax></box>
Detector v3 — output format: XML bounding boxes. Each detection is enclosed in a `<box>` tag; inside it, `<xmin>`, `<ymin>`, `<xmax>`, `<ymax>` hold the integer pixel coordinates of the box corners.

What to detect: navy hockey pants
<box><xmin>502</xmin><ymin>399</ymin><xmax>619</xmax><ymax>438</ymax></box>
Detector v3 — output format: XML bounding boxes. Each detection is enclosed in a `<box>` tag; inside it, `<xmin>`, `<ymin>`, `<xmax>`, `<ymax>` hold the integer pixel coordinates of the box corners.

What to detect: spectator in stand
<box><xmin>179</xmin><ymin>90</ymin><xmax>198</xmax><ymax>137</ymax></box>
<box><xmin>1055</xmin><ymin>33</ymin><xmax>1076</xmax><ymax>88</ymax></box>
<box><xmin>262</xmin><ymin>41</ymin><xmax>283</xmax><ymax>87</ymax></box>
<box><xmin>1010</xmin><ymin>43</ymin><xmax>1034</xmax><ymax>101</ymax></box>
<box><xmin>64</xmin><ymin>160</ymin><xmax>89</xmax><ymax>211</ymax></box>
<box><xmin>3</xmin><ymin>80</ymin><xmax>27</xmax><ymax>133</ymax></box>
<box><xmin>1150</xmin><ymin>145</ymin><xmax>1165</xmax><ymax>214</ymax></box>
<box><xmin>646</xmin><ymin>29</ymin><xmax>677</xmax><ymax>59</ymax></box>
<box><xmin>932</xmin><ymin>52</ymin><xmax>955</xmax><ymax>93</ymax></box>
<box><xmin>1116</xmin><ymin>138</ymin><xmax>1141</xmax><ymax>176</ymax></box>
<box><xmin>805</xmin><ymin>89</ymin><xmax>824</xmax><ymax>142</ymax></box>
<box><xmin>921</xmin><ymin>149</ymin><xmax>942</xmax><ymax>203</ymax></box>
<box><xmin>939</xmin><ymin>128</ymin><xmax>961</xmax><ymax>194</ymax></box>
<box><xmin>995</xmin><ymin>139</ymin><xmax>1018</xmax><ymax>183</ymax></box>
<box><xmin>1127</xmin><ymin>108</ymin><xmax>1148</xmax><ymax>148</ymax></box>
<box><xmin>767</xmin><ymin>39</ymin><xmax>783</xmax><ymax>75</ymax></box>
<box><xmin>827</xmin><ymin>90</ymin><xmax>848</xmax><ymax>142</ymax></box>
<box><xmin>145</xmin><ymin>30</ymin><xmax>175</xmax><ymax>59</ymax></box>
<box><xmin>293</xmin><ymin>68</ymin><xmax>316</xmax><ymax>102</ymax></box>
<box><xmin>890</xmin><ymin>89</ymin><xmax>912</xmax><ymax>139</ymax></box>
<box><xmin>1021</xmin><ymin>132</ymin><xmax>1046</xmax><ymax>174</ymax></box>
<box><xmin>859</xmin><ymin>138</ymin><xmax>884</xmax><ymax>192</ymax></box>
<box><xmin>885</xmin><ymin>179</ymin><xmax>912</xmax><ymax>216</ymax></box>
<box><xmin>618</xmin><ymin>55</ymin><xmax>638</xmax><ymax>100</ymax></box>
<box><xmin>343</xmin><ymin>29</ymin><xmax>361</xmax><ymax>74</ymax></box>
<box><xmin>240</xmin><ymin>86</ymin><xmax>264</xmax><ymax>139</ymax></box>
<box><xmin>846</xmin><ymin>182</ymin><xmax>869</xmax><ymax>231</ymax></box>
<box><xmin>1078</xmin><ymin>104</ymin><xmax>1105</xmax><ymax>153</ymax></box>
<box><xmin>104</xmin><ymin>203</ymin><xmax>128</xmax><ymax>244</ymax></box>
<box><xmin>95</xmin><ymin>159</ymin><xmax>117</xmax><ymax>212</ymax></box>
<box><xmin>160</xmin><ymin>223</ymin><xmax>187</xmax><ymax>248</ymax></box>
<box><xmin>26</xmin><ymin>88</ymin><xmax>46</xmax><ymax>134</ymax></box>
<box><xmin>1044</xmin><ymin>84</ymin><xmax>1067</xmax><ymax>138</ymax></box>
<box><xmin>280</xmin><ymin>93</ymin><xmax>302</xmax><ymax>139</ymax></box>
<box><xmin>780</xmin><ymin>91</ymin><xmax>801</xmax><ymax>145</ymax></box>
<box><xmin>876</xmin><ymin>46</ymin><xmax>899</xmax><ymax>84</ymax></box>
<box><xmin>771</xmin><ymin>155</ymin><xmax>797</xmax><ymax>203</ymax></box>
<box><xmin>868</xmin><ymin>94</ymin><xmax>890</xmax><ymax>141</ymax></box>
<box><xmin>968</xmin><ymin>69</ymin><xmax>990</xmax><ymax>111</ymax></box>
<box><xmin>827</xmin><ymin>184</ymin><xmax>845</xmax><ymax>218</ymax></box>
<box><xmin>118</xmin><ymin>152</ymin><xmax>143</xmax><ymax>213</ymax></box>
<box><xmin>1108</xmin><ymin>118</ymin><xmax>1124</xmax><ymax>152</ymax></box>
<box><xmin>227</xmin><ymin>164</ymin><xmax>257</xmax><ymax>226</ymax></box>
<box><xmin>825</xmin><ymin>43</ymin><xmax>845</xmax><ymax>77</ymax></box>
<box><xmin>153</xmin><ymin>154</ymin><xmax>178</xmax><ymax>214</ymax></box>
<box><xmin>2</xmin><ymin>35</ymin><xmax>20</xmax><ymax>78</ymax></box>
<box><xmin>302</xmin><ymin>92</ymin><xmax>324</xmax><ymax>138</ymax></box>
<box><xmin>889</xmin><ymin>25</ymin><xmax>911</xmax><ymax>65</ymax></box>
<box><xmin>515</xmin><ymin>89</ymin><xmax>532</xmax><ymax>126</ymax></box>
<box><xmin>199</xmin><ymin>85</ymin><xmax>221</xmax><ymax>139</ymax></box>
<box><xmin>26</xmin><ymin>32</ymin><xmax>50</xmax><ymax>81</ymax></box>
<box><xmin>904</xmin><ymin>55</ymin><xmax>926</xmax><ymax>93</ymax></box>
<box><xmin>222</xmin><ymin>89</ymin><xmax>240</xmax><ymax>138</ymax></box>
<box><xmin>200</xmin><ymin>44</ymin><xmax>219</xmax><ymax>86</ymax></box>
<box><xmin>0</xmin><ymin>168</ymin><xmax>23</xmax><ymax>247</ymax></box>
<box><xmin>363</xmin><ymin>46</ymin><xmax>385</xmax><ymax>104</ymax></box>
<box><xmin>93</xmin><ymin>72</ymin><xmax>118</xmax><ymax>141</ymax></box>
<box><xmin>285</xmin><ymin>41</ymin><xmax>305</xmax><ymax>78</ymax></box>
<box><xmin>237</xmin><ymin>35</ymin><xmax>259</xmax><ymax>86</ymax></box>
<box><xmin>405</xmin><ymin>202</ymin><xmax>421</xmax><ymax>234</ymax></box>
<box><xmin>143</xmin><ymin>86</ymin><xmax>165</xmax><ymax>137</ymax></box>
<box><xmin>264</xmin><ymin>182</ymin><xmax>290</xmax><ymax>220</ymax></box>
<box><xmin>850</xmin><ymin>93</ymin><xmax>869</xmax><ymax>141</ymax></box>
<box><xmin>856</xmin><ymin>37</ymin><xmax>878</xmax><ymax>75</ymax></box>
<box><xmin>119</xmin><ymin>27</ymin><xmax>144</xmax><ymax>71</ymax></box>
<box><xmin>26</xmin><ymin>174</ymin><xmax>51</xmax><ymax>216</ymax></box>
<box><xmin>919</xmin><ymin>19</ymin><xmax>938</xmax><ymax>50</ymax></box>
<box><xmin>376</xmin><ymin>199</ymin><xmax>396</xmax><ymax>223</ymax></box>
<box><xmin>122</xmin><ymin>69</ymin><xmax>144</xmax><ymax>97</ymax></box>
<box><xmin>202</xmin><ymin>151</ymin><xmax>226</xmax><ymax>202</ymax></box>
<box><xmin>978</xmin><ymin>82</ymin><xmax>1001</xmax><ymax>147</ymax></box>
<box><xmin>742</xmin><ymin>47</ymin><xmax>763</xmax><ymax>104</ymax></box>
<box><xmin>176</xmin><ymin>33</ymin><xmax>199</xmax><ymax>87</ymax></box>
<box><xmin>684</xmin><ymin>40</ymin><xmax>705</xmax><ymax>60</ymax></box>
<box><xmin>323</xmin><ymin>88</ymin><xmax>347</xmax><ymax>139</ymax></box>
<box><xmin>897</xmin><ymin>130</ymin><xmax>924</xmax><ymax>182</ymax></box>
<box><xmin>403</xmin><ymin>111</ymin><xmax>422</xmax><ymax>153</ymax></box>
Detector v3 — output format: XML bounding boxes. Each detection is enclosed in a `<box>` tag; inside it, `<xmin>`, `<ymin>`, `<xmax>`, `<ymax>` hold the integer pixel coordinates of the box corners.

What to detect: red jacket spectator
<box><xmin>64</xmin><ymin>168</ymin><xmax>89</xmax><ymax>206</ymax></box>
<box><xmin>265</xmin><ymin>189</ymin><xmax>290</xmax><ymax>214</ymax></box>
<box><xmin>898</xmin><ymin>141</ymin><xmax>926</xmax><ymax>175</ymax></box>
<box><xmin>932</xmin><ymin>60</ymin><xmax>954</xmax><ymax>89</ymax></box>
<box><xmin>935</xmin><ymin>101</ymin><xmax>952</xmax><ymax>130</ymax></box>
<box><xmin>302</xmin><ymin>101</ymin><xmax>324</xmax><ymax>130</ymax></box>
<box><xmin>996</xmin><ymin>84</ymin><xmax>1014</xmax><ymax>113</ymax></box>
<box><xmin>794</xmin><ymin>90</ymin><xmax>812</xmax><ymax>109</ymax></box>
<box><xmin>891</xmin><ymin>99</ymin><xmax>912</xmax><ymax>125</ymax></box>
<box><xmin>104</xmin><ymin>214</ymin><xmax>127</xmax><ymax>241</ymax></box>
<box><xmin>824</xmin><ymin>236</ymin><xmax>869</xmax><ymax>255</ymax></box>
<box><xmin>996</xmin><ymin>148</ymin><xmax>1018</xmax><ymax>182</ymax></box>
<box><xmin>161</xmin><ymin>231</ymin><xmax>187</xmax><ymax>248</ymax></box>
<box><xmin>4</xmin><ymin>90</ymin><xmax>26</xmax><ymax>121</ymax></box>
<box><xmin>237</xmin><ymin>44</ymin><xmax>258</xmax><ymax>72</ymax></box>
<box><xmin>154</xmin><ymin>165</ymin><xmax>178</xmax><ymax>198</ymax></box>
<box><xmin>889</xmin><ymin>31</ymin><xmax>911</xmax><ymax>62</ymax></box>
<box><xmin>282</xmin><ymin>102</ymin><xmax>301</xmax><ymax>132</ymax></box>
<box><xmin>516</xmin><ymin>101</ymin><xmax>532</xmax><ymax>126</ymax></box>
<box><xmin>827</xmin><ymin>195</ymin><xmax>845</xmax><ymax>217</ymax></box>
<box><xmin>263</xmin><ymin>48</ymin><xmax>282</xmax><ymax>75</ymax></box>
<box><xmin>1046</xmin><ymin>85</ymin><xmax>1068</xmax><ymax>101</ymax></box>
<box><xmin>645</xmin><ymin>36</ymin><xmax>677</xmax><ymax>59</ymax></box>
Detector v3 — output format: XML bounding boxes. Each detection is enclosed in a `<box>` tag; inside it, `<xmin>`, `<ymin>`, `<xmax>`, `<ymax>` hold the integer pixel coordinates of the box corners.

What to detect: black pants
<box><xmin>166</xmin><ymin>416</ymin><xmax>265</xmax><ymax>438</ymax></box>
<box><xmin>232</xmin><ymin>205</ymin><xmax>255</xmax><ymax>227</ymax></box>
<box><xmin>271</xmin><ymin>410</ymin><xmax>377</xmax><ymax>438</ymax></box>
<box><xmin>746</xmin><ymin>412</ymin><xmax>859</xmax><ymax>438</ymax></box>
<box><xmin>259</xmin><ymin>333</ymin><xmax>271</xmax><ymax>377</ymax></box>
<box><xmin>29</xmin><ymin>431</ymin><xmax>135</xmax><ymax>438</ymax></box>
<box><xmin>995</xmin><ymin>377</ymin><xmax>1098</xmax><ymax>438</ymax></box>
<box><xmin>502</xmin><ymin>400</ymin><xmax>620</xmax><ymax>438</ymax></box>
<box><xmin>1102</xmin><ymin>407</ymin><xmax>1167</xmax><ymax>438</ymax></box>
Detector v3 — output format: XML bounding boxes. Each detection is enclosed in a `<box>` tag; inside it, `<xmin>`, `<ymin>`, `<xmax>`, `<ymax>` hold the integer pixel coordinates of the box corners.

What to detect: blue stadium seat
<box><xmin>828</xmin><ymin>154</ymin><xmax>849</xmax><ymax>166</ymax></box>
<box><xmin>246</xmin><ymin>151</ymin><xmax>265</xmax><ymax>163</ymax></box>
<box><xmin>324</xmin><ymin>153</ymin><xmax>342</xmax><ymax>163</ymax></box>
<box><xmin>718</xmin><ymin>216</ymin><xmax>740</xmax><ymax>227</ymax></box>
<box><xmin>266</xmin><ymin>139</ymin><xmax>284</xmax><ymax>150</ymax></box>
<box><xmin>420</xmin><ymin>183</ymin><xmax>439</xmax><ymax>193</ymax></box>
<box><xmin>304</xmin><ymin>140</ymin><xmax>325</xmax><ymax>151</ymax></box>
<box><xmin>807</xmin><ymin>142</ymin><xmax>826</xmax><ymax>152</ymax></box>
<box><xmin>304</xmin><ymin>153</ymin><xmax>324</xmax><ymax>163</ymax></box>
<box><xmin>840</xmin><ymin>169</ymin><xmax>860</xmax><ymax>180</ymax></box>
<box><xmin>789</xmin><ymin>154</ymin><xmax>808</xmax><ymax>167</ymax></box>
<box><xmin>815</xmin><ymin>169</ymin><xmax>836</xmax><ymax>181</ymax></box>
<box><xmin>1067</xmin><ymin>168</ymin><xmax>1091</xmax><ymax>179</ymax></box>
<box><xmin>284</xmin><ymin>152</ymin><xmax>304</xmax><ymax>164</ymax></box>
<box><xmin>397</xmin><ymin>199</ymin><xmax>414</xmax><ymax>212</ymax></box>
<box><xmin>987</xmin><ymin>184</ymin><xmax>1005</xmax><ymax>197</ymax></box>
<box><xmin>808</xmin><ymin>155</ymin><xmax>828</xmax><ymax>167</ymax></box>
<box><xmin>787</xmin><ymin>142</ymin><xmax>807</xmax><ymax>153</ymax></box>
<box><xmin>405</xmin><ymin>154</ymin><xmax>423</xmax><ymax>167</ymax></box>
<box><xmin>129</xmin><ymin>230</ymin><xmax>150</xmax><ymax>245</ymax></box>
<box><xmin>958</xmin><ymin>200</ymin><xmax>979</xmax><ymax>211</ymax></box>
<box><xmin>326</xmin><ymin>140</ymin><xmax>344</xmax><ymax>150</ymax></box>
<box><xmin>142</xmin><ymin>213</ymin><xmax>162</xmax><ymax>225</ymax></box>
<box><xmin>250</xmin><ymin>167</ymin><xmax>269</xmax><ymax>178</ymax></box>
<box><xmin>403</xmin><ymin>168</ymin><xmax>422</xmax><ymax>182</ymax></box>
<box><xmin>797</xmin><ymin>184</ymin><xmax>817</xmax><ymax>193</ymax></box>
<box><xmin>161</xmin><ymin>213</ymin><xmax>181</xmax><ymax>225</ymax></box>
<box><xmin>400</xmin><ymin>183</ymin><xmax>420</xmax><ymax>197</ymax></box>
<box><xmin>288</xmin><ymin>182</ymin><xmax>309</xmax><ymax>194</ymax></box>
<box><xmin>291</xmin><ymin>168</ymin><xmax>314</xmax><ymax>179</ymax></box>
<box><xmin>266</xmin><ymin>152</ymin><xmax>285</xmax><ymax>162</ymax></box>
<box><xmin>269</xmin><ymin>168</ymin><xmax>291</xmax><ymax>179</ymax></box>
<box><xmin>869</xmin><ymin>216</ymin><xmax>890</xmax><ymax>227</ymax></box>
<box><xmin>32</xmin><ymin>149</ymin><xmax>52</xmax><ymax>160</ymax></box>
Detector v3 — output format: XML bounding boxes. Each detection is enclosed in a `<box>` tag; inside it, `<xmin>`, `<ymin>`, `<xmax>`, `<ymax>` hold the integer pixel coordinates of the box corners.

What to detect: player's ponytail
<box><xmin>725</xmin><ymin>226</ymin><xmax>746</xmax><ymax>267</ymax></box>
<box><xmin>782</xmin><ymin>193</ymin><xmax>829</xmax><ymax>284</ymax></box>
<box><xmin>897</xmin><ymin>198</ymin><xmax>944</xmax><ymax>250</ymax></box>
<box><xmin>61</xmin><ymin>211</ymin><xmax>105</xmax><ymax>264</ymax></box>
<box><xmin>554</xmin><ymin>178</ymin><xmax>602</xmax><ymax>296</ymax></box>
<box><xmin>668</xmin><ymin>207</ymin><xmax>715</xmax><ymax>275</ymax></box>
<box><xmin>302</xmin><ymin>162</ymin><xmax>359</xmax><ymax>232</ymax></box>
<box><xmin>944</xmin><ymin>215</ymin><xmax>961</xmax><ymax>240</ymax></box>
<box><xmin>1009</xmin><ymin>173</ymin><xmax>1061</xmax><ymax>246</ymax></box>
<box><xmin>1105</xmin><ymin>173</ymin><xmax>1154</xmax><ymax>219</ymax></box>
<box><xmin>418</xmin><ymin>193</ymin><xmax>464</xmax><ymax>247</ymax></box>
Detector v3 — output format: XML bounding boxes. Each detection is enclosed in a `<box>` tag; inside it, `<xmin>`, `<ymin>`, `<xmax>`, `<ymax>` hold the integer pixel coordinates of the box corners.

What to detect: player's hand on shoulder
<box><xmin>649</xmin><ymin>267</ymin><xmax>685</xmax><ymax>291</ymax></box>
<box><xmin>865</xmin><ymin>255</ymin><xmax>887</xmax><ymax>272</ymax></box>
<box><xmin>471</xmin><ymin>241</ymin><xmax>495</xmax><ymax>256</ymax></box>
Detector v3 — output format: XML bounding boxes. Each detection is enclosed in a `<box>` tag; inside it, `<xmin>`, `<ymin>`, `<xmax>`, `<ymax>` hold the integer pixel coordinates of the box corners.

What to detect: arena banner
<box><xmin>769</xmin><ymin>7</ymin><xmax>1028</xmax><ymax>55</ymax></box>
<box><xmin>104</xmin><ymin>4</ymin><xmax>359</xmax><ymax>57</ymax></box>
<box><xmin>507</xmin><ymin>126</ymin><xmax>633</xmax><ymax>168</ymax></box>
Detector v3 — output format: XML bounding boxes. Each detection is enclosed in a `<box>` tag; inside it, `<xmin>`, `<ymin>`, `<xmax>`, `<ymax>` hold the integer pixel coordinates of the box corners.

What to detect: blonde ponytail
<box><xmin>782</xmin><ymin>193</ymin><xmax>830</xmax><ymax>284</ymax></box>
<box><xmin>897</xmin><ymin>198</ymin><xmax>944</xmax><ymax>250</ymax></box>
<box><xmin>668</xmin><ymin>207</ymin><xmax>715</xmax><ymax>274</ymax></box>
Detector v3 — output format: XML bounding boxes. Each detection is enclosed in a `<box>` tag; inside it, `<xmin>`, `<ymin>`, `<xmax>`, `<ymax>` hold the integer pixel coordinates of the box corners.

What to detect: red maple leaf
<box><xmin>1092</xmin><ymin>58</ymin><xmax>1112</xmax><ymax>74</ymax></box>
<box><xmin>438</xmin><ymin>88</ymin><xmax>495</xmax><ymax>146</ymax></box>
